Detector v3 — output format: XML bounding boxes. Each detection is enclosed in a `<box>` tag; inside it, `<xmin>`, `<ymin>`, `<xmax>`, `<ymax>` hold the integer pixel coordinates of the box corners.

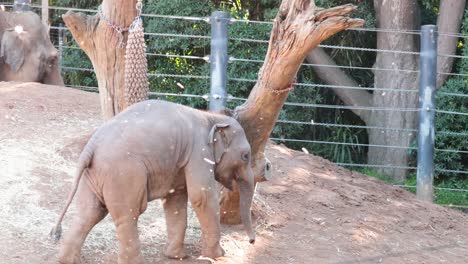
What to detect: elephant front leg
<box><xmin>163</xmin><ymin>188</ymin><xmax>188</xmax><ymax>259</ymax></box>
<box><xmin>186</xmin><ymin>174</ymin><xmax>224</xmax><ymax>259</ymax></box>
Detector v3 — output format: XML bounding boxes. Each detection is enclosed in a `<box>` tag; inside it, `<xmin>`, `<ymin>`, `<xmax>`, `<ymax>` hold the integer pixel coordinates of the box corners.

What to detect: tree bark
<box><xmin>220</xmin><ymin>1</ymin><xmax>364</xmax><ymax>224</ymax></box>
<box><xmin>436</xmin><ymin>0</ymin><xmax>466</xmax><ymax>88</ymax></box>
<box><xmin>366</xmin><ymin>0</ymin><xmax>420</xmax><ymax>182</ymax></box>
<box><xmin>63</xmin><ymin>1</ymin><xmax>138</xmax><ymax>120</ymax></box>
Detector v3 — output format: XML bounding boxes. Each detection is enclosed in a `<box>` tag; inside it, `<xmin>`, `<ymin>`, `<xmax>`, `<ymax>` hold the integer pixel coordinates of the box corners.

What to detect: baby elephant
<box><xmin>51</xmin><ymin>100</ymin><xmax>255</xmax><ymax>264</ymax></box>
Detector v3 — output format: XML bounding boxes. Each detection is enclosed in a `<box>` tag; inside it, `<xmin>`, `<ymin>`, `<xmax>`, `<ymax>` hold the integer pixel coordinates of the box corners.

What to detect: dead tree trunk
<box><xmin>220</xmin><ymin>1</ymin><xmax>364</xmax><ymax>224</ymax></box>
<box><xmin>63</xmin><ymin>1</ymin><xmax>138</xmax><ymax>120</ymax></box>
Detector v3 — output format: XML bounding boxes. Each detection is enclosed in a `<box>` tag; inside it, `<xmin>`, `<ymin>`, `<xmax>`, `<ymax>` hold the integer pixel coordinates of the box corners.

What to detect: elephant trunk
<box><xmin>238</xmin><ymin>168</ymin><xmax>256</xmax><ymax>244</ymax></box>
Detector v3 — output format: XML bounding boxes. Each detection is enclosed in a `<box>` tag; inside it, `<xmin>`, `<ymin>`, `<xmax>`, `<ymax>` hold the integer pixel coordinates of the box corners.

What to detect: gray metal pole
<box><xmin>58</xmin><ymin>23</ymin><xmax>64</xmax><ymax>74</ymax></box>
<box><xmin>416</xmin><ymin>25</ymin><xmax>438</xmax><ymax>202</ymax></box>
<box><xmin>41</xmin><ymin>0</ymin><xmax>49</xmax><ymax>26</ymax></box>
<box><xmin>209</xmin><ymin>11</ymin><xmax>230</xmax><ymax>113</ymax></box>
<box><xmin>13</xmin><ymin>0</ymin><xmax>31</xmax><ymax>12</ymax></box>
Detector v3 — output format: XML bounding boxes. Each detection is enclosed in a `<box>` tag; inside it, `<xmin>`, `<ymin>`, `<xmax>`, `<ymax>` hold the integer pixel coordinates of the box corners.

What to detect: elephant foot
<box><xmin>164</xmin><ymin>243</ymin><xmax>188</xmax><ymax>259</ymax></box>
<box><xmin>117</xmin><ymin>255</ymin><xmax>145</xmax><ymax>264</ymax></box>
<box><xmin>201</xmin><ymin>244</ymin><xmax>225</xmax><ymax>259</ymax></box>
<box><xmin>58</xmin><ymin>254</ymin><xmax>82</xmax><ymax>264</ymax></box>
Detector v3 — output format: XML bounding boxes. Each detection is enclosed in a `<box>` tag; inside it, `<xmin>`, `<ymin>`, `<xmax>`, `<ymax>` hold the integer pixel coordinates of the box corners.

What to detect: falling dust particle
<box><xmin>204</xmin><ymin>158</ymin><xmax>215</xmax><ymax>165</ymax></box>
<box><xmin>176</xmin><ymin>82</ymin><xmax>185</xmax><ymax>89</ymax></box>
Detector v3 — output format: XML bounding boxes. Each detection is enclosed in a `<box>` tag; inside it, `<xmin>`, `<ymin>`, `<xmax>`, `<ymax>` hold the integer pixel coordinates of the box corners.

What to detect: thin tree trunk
<box><xmin>367</xmin><ymin>0</ymin><xmax>420</xmax><ymax>182</ymax></box>
<box><xmin>63</xmin><ymin>0</ymin><xmax>137</xmax><ymax>120</ymax></box>
<box><xmin>220</xmin><ymin>1</ymin><xmax>364</xmax><ymax>224</ymax></box>
<box><xmin>436</xmin><ymin>0</ymin><xmax>466</xmax><ymax>88</ymax></box>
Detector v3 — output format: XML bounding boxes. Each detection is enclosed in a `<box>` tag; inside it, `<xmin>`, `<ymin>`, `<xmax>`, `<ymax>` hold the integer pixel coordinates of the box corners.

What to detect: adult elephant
<box><xmin>0</xmin><ymin>10</ymin><xmax>64</xmax><ymax>85</ymax></box>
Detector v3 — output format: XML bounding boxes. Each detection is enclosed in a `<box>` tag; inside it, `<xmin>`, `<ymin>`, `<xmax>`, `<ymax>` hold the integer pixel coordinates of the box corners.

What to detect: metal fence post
<box><xmin>42</xmin><ymin>0</ymin><xmax>49</xmax><ymax>26</ymax></box>
<box><xmin>208</xmin><ymin>11</ymin><xmax>230</xmax><ymax>113</ymax></box>
<box><xmin>58</xmin><ymin>23</ymin><xmax>64</xmax><ymax>74</ymax></box>
<box><xmin>416</xmin><ymin>25</ymin><xmax>438</xmax><ymax>202</ymax></box>
<box><xmin>13</xmin><ymin>0</ymin><xmax>31</xmax><ymax>11</ymax></box>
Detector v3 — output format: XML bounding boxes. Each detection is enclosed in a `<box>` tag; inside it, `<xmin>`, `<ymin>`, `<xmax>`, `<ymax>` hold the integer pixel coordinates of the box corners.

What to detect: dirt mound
<box><xmin>1</xmin><ymin>82</ymin><xmax>467</xmax><ymax>263</ymax></box>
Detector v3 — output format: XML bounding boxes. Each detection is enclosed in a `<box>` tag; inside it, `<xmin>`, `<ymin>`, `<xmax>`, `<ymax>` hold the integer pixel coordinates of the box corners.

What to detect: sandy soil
<box><xmin>1</xmin><ymin>82</ymin><xmax>467</xmax><ymax>264</ymax></box>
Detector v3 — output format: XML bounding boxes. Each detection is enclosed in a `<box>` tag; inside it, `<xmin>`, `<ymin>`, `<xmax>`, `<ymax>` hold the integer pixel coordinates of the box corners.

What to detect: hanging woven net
<box><xmin>123</xmin><ymin>2</ymin><xmax>149</xmax><ymax>107</ymax></box>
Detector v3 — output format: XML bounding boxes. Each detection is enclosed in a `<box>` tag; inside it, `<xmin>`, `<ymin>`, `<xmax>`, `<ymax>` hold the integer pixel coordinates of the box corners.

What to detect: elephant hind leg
<box><xmin>58</xmin><ymin>181</ymin><xmax>108</xmax><ymax>264</ymax></box>
<box><xmin>104</xmin><ymin>167</ymin><xmax>148</xmax><ymax>264</ymax></box>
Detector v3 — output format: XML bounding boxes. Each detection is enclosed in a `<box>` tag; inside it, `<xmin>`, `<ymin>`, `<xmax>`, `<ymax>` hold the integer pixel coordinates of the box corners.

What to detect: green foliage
<box><xmin>404</xmin><ymin>175</ymin><xmax>468</xmax><ymax>207</ymax></box>
<box><xmin>359</xmin><ymin>170</ymin><xmax>467</xmax><ymax>207</ymax></box>
<box><xmin>358</xmin><ymin>168</ymin><xmax>396</xmax><ymax>184</ymax></box>
<box><xmin>434</xmin><ymin>9</ymin><xmax>468</xmax><ymax>181</ymax></box>
<box><xmin>143</xmin><ymin>0</ymin><xmax>215</xmax><ymax>109</ymax></box>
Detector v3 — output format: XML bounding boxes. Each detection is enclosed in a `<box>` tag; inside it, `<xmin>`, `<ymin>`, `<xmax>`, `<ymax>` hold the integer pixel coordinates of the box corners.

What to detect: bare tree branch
<box><xmin>62</xmin><ymin>11</ymin><xmax>96</xmax><ymax>56</ymax></box>
<box><xmin>305</xmin><ymin>48</ymin><xmax>371</xmax><ymax>123</ymax></box>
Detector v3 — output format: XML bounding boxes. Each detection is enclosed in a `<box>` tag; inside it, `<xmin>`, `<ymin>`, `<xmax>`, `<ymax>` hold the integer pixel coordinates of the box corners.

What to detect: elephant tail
<box><xmin>49</xmin><ymin>133</ymin><xmax>97</xmax><ymax>242</ymax></box>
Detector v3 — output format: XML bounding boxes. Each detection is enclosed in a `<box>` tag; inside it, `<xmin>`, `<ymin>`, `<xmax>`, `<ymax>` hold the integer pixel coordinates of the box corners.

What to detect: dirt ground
<box><xmin>1</xmin><ymin>82</ymin><xmax>467</xmax><ymax>264</ymax></box>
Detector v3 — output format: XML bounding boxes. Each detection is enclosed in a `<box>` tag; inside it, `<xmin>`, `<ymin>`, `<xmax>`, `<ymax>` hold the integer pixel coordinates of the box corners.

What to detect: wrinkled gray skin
<box><xmin>0</xmin><ymin>11</ymin><xmax>64</xmax><ymax>85</ymax></box>
<box><xmin>51</xmin><ymin>100</ymin><xmax>256</xmax><ymax>264</ymax></box>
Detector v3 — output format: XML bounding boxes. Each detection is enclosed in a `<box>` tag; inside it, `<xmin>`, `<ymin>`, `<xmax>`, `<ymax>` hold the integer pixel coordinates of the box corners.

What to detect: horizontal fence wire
<box><xmin>63</xmin><ymin>81</ymin><xmax>468</xmax><ymax>138</ymax></box>
<box><xmin>59</xmin><ymin>66</ymin><xmax>468</xmax><ymax>135</ymax></box>
<box><xmin>394</xmin><ymin>185</ymin><xmax>468</xmax><ymax>191</ymax></box>
<box><xmin>49</xmin><ymin>25</ymin><xmax>465</xmax><ymax>58</ymax></box>
<box><xmin>277</xmin><ymin>120</ymin><xmax>417</xmax><ymax>133</ymax></box>
<box><xmin>229</xmin><ymin>76</ymin><xmax>420</xmax><ymax>93</ymax></box>
<box><xmin>270</xmin><ymin>138</ymin><xmax>467</xmax><ymax>154</ymax></box>
<box><xmin>336</xmin><ymin>164</ymin><xmax>468</xmax><ymax>175</ymax></box>
<box><xmin>435</xmin><ymin>109</ymin><xmax>468</xmax><ymax>116</ymax></box>
<box><xmin>55</xmin><ymin>45</ymin><xmax>209</xmax><ymax>61</ymax></box>
<box><xmin>271</xmin><ymin>138</ymin><xmax>417</xmax><ymax>150</ymax></box>
<box><xmin>229</xmin><ymin>37</ymin><xmax>424</xmax><ymax>55</ymax></box>
<box><xmin>49</xmin><ymin>30</ymin><xmax>468</xmax><ymax>98</ymax></box>
<box><xmin>69</xmin><ymin>85</ymin><xmax>207</xmax><ymax>100</ymax></box>
<box><xmin>4</xmin><ymin>4</ymin><xmax>468</xmax><ymax>39</ymax></box>
<box><xmin>336</xmin><ymin>163</ymin><xmax>416</xmax><ymax>170</ymax></box>
<box><xmin>229</xmin><ymin>57</ymin><xmax>421</xmax><ymax>74</ymax></box>
<box><xmin>53</xmin><ymin>46</ymin><xmax>468</xmax><ymax>96</ymax></box>
<box><xmin>228</xmin><ymin>56</ymin><xmax>468</xmax><ymax>80</ymax></box>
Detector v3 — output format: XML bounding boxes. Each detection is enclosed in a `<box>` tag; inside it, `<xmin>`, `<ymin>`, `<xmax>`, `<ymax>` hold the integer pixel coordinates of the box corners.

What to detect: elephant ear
<box><xmin>208</xmin><ymin>123</ymin><xmax>230</xmax><ymax>163</ymax></box>
<box><xmin>1</xmin><ymin>29</ymin><xmax>26</xmax><ymax>72</ymax></box>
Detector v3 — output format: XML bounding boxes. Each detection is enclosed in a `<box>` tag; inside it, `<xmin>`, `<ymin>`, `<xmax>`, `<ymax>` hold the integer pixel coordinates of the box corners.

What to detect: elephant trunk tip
<box><xmin>49</xmin><ymin>224</ymin><xmax>62</xmax><ymax>242</ymax></box>
<box><xmin>247</xmin><ymin>229</ymin><xmax>255</xmax><ymax>244</ymax></box>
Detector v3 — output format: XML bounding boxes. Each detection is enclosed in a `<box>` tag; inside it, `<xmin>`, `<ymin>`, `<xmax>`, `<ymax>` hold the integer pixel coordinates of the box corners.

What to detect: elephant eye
<box><xmin>48</xmin><ymin>55</ymin><xmax>57</xmax><ymax>68</ymax></box>
<box><xmin>241</xmin><ymin>152</ymin><xmax>250</xmax><ymax>162</ymax></box>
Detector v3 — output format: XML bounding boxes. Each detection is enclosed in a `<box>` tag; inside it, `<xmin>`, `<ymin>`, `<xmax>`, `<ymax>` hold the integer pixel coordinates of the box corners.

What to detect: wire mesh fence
<box><xmin>1</xmin><ymin>2</ymin><xmax>466</xmax><ymax>207</ymax></box>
